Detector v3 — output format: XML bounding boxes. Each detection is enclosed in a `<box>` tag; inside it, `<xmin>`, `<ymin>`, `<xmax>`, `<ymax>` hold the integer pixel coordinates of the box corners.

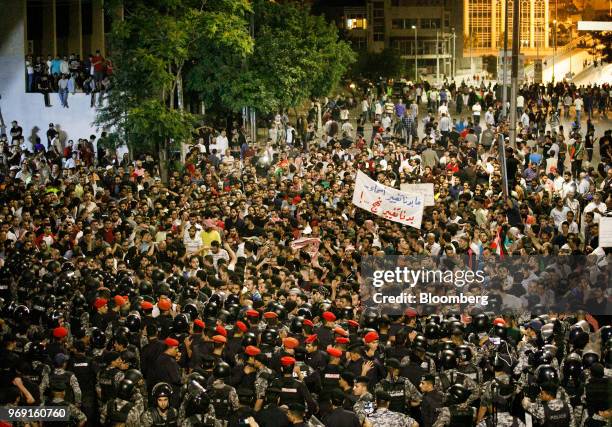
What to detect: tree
<box><xmin>186</xmin><ymin>0</ymin><xmax>355</xmax><ymax>115</ymax></box>
<box><xmin>96</xmin><ymin>0</ymin><xmax>253</xmax><ymax>181</ymax></box>
<box><xmin>588</xmin><ymin>15</ymin><xmax>612</xmax><ymax>63</ymax></box>
<box><xmin>349</xmin><ymin>48</ymin><xmax>403</xmax><ymax>81</ymax></box>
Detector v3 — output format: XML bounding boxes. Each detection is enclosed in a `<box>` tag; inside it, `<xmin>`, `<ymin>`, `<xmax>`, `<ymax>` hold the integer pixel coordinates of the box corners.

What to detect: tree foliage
<box><xmin>348</xmin><ymin>48</ymin><xmax>403</xmax><ymax>81</ymax></box>
<box><xmin>186</xmin><ymin>0</ymin><xmax>356</xmax><ymax>114</ymax></box>
<box><xmin>96</xmin><ymin>0</ymin><xmax>253</xmax><ymax>158</ymax></box>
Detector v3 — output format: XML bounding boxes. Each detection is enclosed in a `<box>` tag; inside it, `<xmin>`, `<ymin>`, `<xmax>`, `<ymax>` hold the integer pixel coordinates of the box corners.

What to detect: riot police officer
<box><xmin>140</xmin><ymin>382</ymin><xmax>179</xmax><ymax>426</ymax></box>
<box><xmin>521</xmin><ymin>365</ymin><xmax>574</xmax><ymax>427</ymax></box>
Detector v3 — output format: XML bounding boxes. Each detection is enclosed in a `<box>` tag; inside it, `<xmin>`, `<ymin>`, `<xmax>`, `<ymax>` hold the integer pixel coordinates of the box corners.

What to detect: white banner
<box><xmin>600</xmin><ymin>217</ymin><xmax>612</xmax><ymax>248</ymax></box>
<box><xmin>352</xmin><ymin>171</ymin><xmax>423</xmax><ymax>229</ymax></box>
<box><xmin>399</xmin><ymin>183</ymin><xmax>435</xmax><ymax>206</ymax></box>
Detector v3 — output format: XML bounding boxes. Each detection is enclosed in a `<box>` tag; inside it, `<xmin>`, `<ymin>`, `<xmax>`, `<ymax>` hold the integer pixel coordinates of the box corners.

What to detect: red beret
<box><xmin>334</xmin><ymin>327</ymin><xmax>349</xmax><ymax>337</ymax></box>
<box><xmin>245</xmin><ymin>345</ymin><xmax>261</xmax><ymax>356</ymax></box>
<box><xmin>326</xmin><ymin>347</ymin><xmax>343</xmax><ymax>358</ymax></box>
<box><xmin>336</xmin><ymin>337</ymin><xmax>350</xmax><ymax>344</ymax></box>
<box><xmin>194</xmin><ymin>319</ymin><xmax>205</xmax><ymax>329</ymax></box>
<box><xmin>212</xmin><ymin>335</ymin><xmax>227</xmax><ymax>344</ymax></box>
<box><xmin>246</xmin><ymin>309</ymin><xmax>259</xmax><ymax>318</ymax></box>
<box><xmin>113</xmin><ymin>295</ymin><xmax>127</xmax><ymax>307</ymax></box>
<box><xmin>215</xmin><ymin>325</ymin><xmax>227</xmax><ymax>337</ymax></box>
<box><xmin>93</xmin><ymin>298</ymin><xmax>107</xmax><ymax>309</ymax></box>
<box><xmin>164</xmin><ymin>338</ymin><xmax>179</xmax><ymax>347</ymax></box>
<box><xmin>364</xmin><ymin>331</ymin><xmax>379</xmax><ymax>343</ymax></box>
<box><xmin>347</xmin><ymin>320</ymin><xmax>360</xmax><ymax>328</ymax></box>
<box><xmin>493</xmin><ymin>318</ymin><xmax>506</xmax><ymax>326</ymax></box>
<box><xmin>158</xmin><ymin>298</ymin><xmax>172</xmax><ymax>311</ymax></box>
<box><xmin>280</xmin><ymin>356</ymin><xmax>296</xmax><ymax>366</ymax></box>
<box><xmin>303</xmin><ymin>319</ymin><xmax>314</xmax><ymax>327</ymax></box>
<box><xmin>263</xmin><ymin>311</ymin><xmax>278</xmax><ymax>319</ymax></box>
<box><xmin>53</xmin><ymin>326</ymin><xmax>68</xmax><ymax>338</ymax></box>
<box><xmin>322</xmin><ymin>311</ymin><xmax>336</xmax><ymax>322</ymax></box>
<box><xmin>283</xmin><ymin>337</ymin><xmax>300</xmax><ymax>349</ymax></box>
<box><xmin>235</xmin><ymin>321</ymin><xmax>248</xmax><ymax>333</ymax></box>
<box><xmin>405</xmin><ymin>308</ymin><xmax>418</xmax><ymax>318</ymax></box>
<box><xmin>141</xmin><ymin>301</ymin><xmax>154</xmax><ymax>310</ymax></box>
<box><xmin>305</xmin><ymin>334</ymin><xmax>318</xmax><ymax>344</ymax></box>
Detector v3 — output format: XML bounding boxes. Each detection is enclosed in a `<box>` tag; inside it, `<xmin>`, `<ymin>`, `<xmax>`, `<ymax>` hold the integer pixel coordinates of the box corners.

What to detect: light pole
<box><xmin>436</xmin><ymin>25</ymin><xmax>440</xmax><ymax>86</ymax></box>
<box><xmin>553</xmin><ymin>19</ymin><xmax>557</xmax><ymax>82</ymax></box>
<box><xmin>412</xmin><ymin>25</ymin><xmax>418</xmax><ymax>82</ymax></box>
<box><xmin>452</xmin><ymin>29</ymin><xmax>456</xmax><ymax>80</ymax></box>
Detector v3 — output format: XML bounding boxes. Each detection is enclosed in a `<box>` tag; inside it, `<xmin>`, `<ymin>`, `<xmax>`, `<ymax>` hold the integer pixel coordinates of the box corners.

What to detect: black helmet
<box><xmin>473</xmin><ymin>313</ymin><xmax>490</xmax><ymax>333</ymax></box>
<box><xmin>151</xmin><ymin>269</ymin><xmax>165</xmax><ymax>284</ymax></box>
<box><xmin>126</xmin><ymin>313</ymin><xmax>141</xmax><ymax>333</ymax></box>
<box><xmin>296</xmin><ymin>307</ymin><xmax>312</xmax><ymax>319</ymax></box>
<box><xmin>535</xmin><ymin>364</ymin><xmax>559</xmax><ymax>388</ymax></box>
<box><xmin>152</xmin><ymin>382</ymin><xmax>173</xmax><ymax>399</ymax></box>
<box><xmin>186</xmin><ymin>392</ymin><xmax>210</xmax><ymax>415</ymax></box>
<box><xmin>261</xmin><ymin>329</ymin><xmax>279</xmax><ymax>346</ymax></box>
<box><xmin>413</xmin><ymin>335</ymin><xmax>427</xmax><ymax>352</ymax></box>
<box><xmin>568</xmin><ymin>326</ymin><xmax>589</xmax><ymax>349</ymax></box>
<box><xmin>124</xmin><ymin>369</ymin><xmax>144</xmax><ymax>384</ymax></box>
<box><xmin>447</xmin><ymin>384</ymin><xmax>470</xmax><ymax>405</ymax></box>
<box><xmin>203</xmin><ymin>301</ymin><xmax>219</xmax><ymax>318</ymax></box>
<box><xmin>173</xmin><ymin>313</ymin><xmax>190</xmax><ymax>334</ymax></box>
<box><xmin>424</xmin><ymin>322</ymin><xmax>440</xmax><ymax>340</ymax></box>
<box><xmin>582</xmin><ymin>351</ymin><xmax>599</xmax><ymax>369</ymax></box>
<box><xmin>213</xmin><ymin>362</ymin><xmax>231</xmax><ymax>379</ymax></box>
<box><xmin>182</xmin><ymin>303</ymin><xmax>199</xmax><ymax>321</ymax></box>
<box><xmin>224</xmin><ymin>294</ymin><xmax>240</xmax><ymax>308</ymax></box>
<box><xmin>600</xmin><ymin>326</ymin><xmax>612</xmax><ymax>344</ymax></box>
<box><xmin>439</xmin><ymin>350</ymin><xmax>457</xmax><ymax>371</ymax></box>
<box><xmin>13</xmin><ymin>305</ymin><xmax>30</xmax><ymax>321</ymax></box>
<box><xmin>456</xmin><ymin>345</ymin><xmax>472</xmax><ymax>362</ymax></box>
<box><xmin>241</xmin><ymin>332</ymin><xmax>257</xmax><ymax>348</ymax></box>
<box><xmin>91</xmin><ymin>327</ymin><xmax>106</xmax><ymax>349</ymax></box>
<box><xmin>116</xmin><ymin>379</ymin><xmax>136</xmax><ymax>400</ymax></box>
<box><xmin>492</xmin><ymin>324</ymin><xmax>507</xmax><ymax>340</ymax></box>
<box><xmin>562</xmin><ymin>354</ymin><xmax>583</xmax><ymax>381</ymax></box>
<box><xmin>290</xmin><ymin>316</ymin><xmax>304</xmax><ymax>334</ymax></box>
<box><xmin>528</xmin><ymin>349</ymin><xmax>553</xmax><ymax>368</ymax></box>
<box><xmin>362</xmin><ymin>308</ymin><xmax>379</xmax><ymax>329</ymax></box>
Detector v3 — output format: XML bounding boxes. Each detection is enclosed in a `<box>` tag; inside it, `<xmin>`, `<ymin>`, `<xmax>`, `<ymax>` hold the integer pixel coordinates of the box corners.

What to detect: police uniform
<box><xmin>432</xmin><ymin>404</ymin><xmax>477</xmax><ymax>427</ymax></box>
<box><xmin>436</xmin><ymin>369</ymin><xmax>480</xmax><ymax>405</ymax></box>
<box><xmin>209</xmin><ymin>379</ymin><xmax>240</xmax><ymax>421</ymax></box>
<box><xmin>254</xmin><ymin>366</ymin><xmax>274</xmax><ymax>401</ymax></box>
<box><xmin>140</xmin><ymin>406</ymin><xmax>179</xmax><ymax>427</ymax></box>
<box><xmin>366</xmin><ymin>407</ymin><xmax>418</xmax><ymax>427</ymax></box>
<box><xmin>353</xmin><ymin>392</ymin><xmax>374</xmax><ymax>424</ymax></box>
<box><xmin>47</xmin><ymin>396</ymin><xmax>88</xmax><ymax>425</ymax></box>
<box><xmin>476</xmin><ymin>412</ymin><xmax>525</xmax><ymax>427</ymax></box>
<box><xmin>182</xmin><ymin>413</ymin><xmax>222</xmax><ymax>427</ymax></box>
<box><xmin>322</xmin><ymin>406</ymin><xmax>361</xmax><ymax>427</ymax></box>
<box><xmin>68</xmin><ymin>352</ymin><xmax>97</xmax><ymax>422</ymax></box>
<box><xmin>375</xmin><ymin>376</ymin><xmax>422</xmax><ymax>414</ymax></box>
<box><xmin>100</xmin><ymin>396</ymin><xmax>145</xmax><ymax>427</ymax></box>
<box><xmin>522</xmin><ymin>395</ymin><xmax>576</xmax><ymax>427</ymax></box>
<box><xmin>96</xmin><ymin>366</ymin><xmax>124</xmax><ymax>406</ymax></box>
<box><xmin>40</xmin><ymin>367</ymin><xmax>82</xmax><ymax>405</ymax></box>
<box><xmin>255</xmin><ymin>403</ymin><xmax>291</xmax><ymax>427</ymax></box>
<box><xmin>269</xmin><ymin>376</ymin><xmax>318</xmax><ymax>415</ymax></box>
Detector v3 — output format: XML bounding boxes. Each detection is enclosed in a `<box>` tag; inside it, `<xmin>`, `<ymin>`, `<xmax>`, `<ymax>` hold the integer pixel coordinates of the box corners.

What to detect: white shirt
<box><xmin>574</xmin><ymin>98</ymin><xmax>583</xmax><ymax>111</ymax></box>
<box><xmin>472</xmin><ymin>104</ymin><xmax>481</xmax><ymax>115</ymax></box>
<box><xmin>212</xmin><ymin>135</ymin><xmax>229</xmax><ymax>155</ymax></box>
<box><xmin>517</xmin><ymin>95</ymin><xmax>525</xmax><ymax>108</ymax></box>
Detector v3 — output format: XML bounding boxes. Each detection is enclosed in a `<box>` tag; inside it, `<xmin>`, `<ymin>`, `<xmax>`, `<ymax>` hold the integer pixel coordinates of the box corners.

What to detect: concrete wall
<box><xmin>0</xmin><ymin>0</ymin><xmax>99</xmax><ymax>144</ymax></box>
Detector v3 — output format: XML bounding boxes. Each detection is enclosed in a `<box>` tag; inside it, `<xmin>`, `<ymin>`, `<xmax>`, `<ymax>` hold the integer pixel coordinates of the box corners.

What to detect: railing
<box><xmin>524</xmin><ymin>35</ymin><xmax>590</xmax><ymax>78</ymax></box>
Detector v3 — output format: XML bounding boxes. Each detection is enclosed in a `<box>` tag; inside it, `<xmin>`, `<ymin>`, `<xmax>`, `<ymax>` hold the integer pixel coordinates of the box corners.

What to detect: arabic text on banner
<box><xmin>352</xmin><ymin>170</ymin><xmax>424</xmax><ymax>229</ymax></box>
<box><xmin>399</xmin><ymin>183</ymin><xmax>435</xmax><ymax>206</ymax></box>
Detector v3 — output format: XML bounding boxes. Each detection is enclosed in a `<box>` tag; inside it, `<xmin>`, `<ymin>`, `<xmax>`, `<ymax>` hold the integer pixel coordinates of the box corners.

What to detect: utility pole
<box><xmin>501</xmin><ymin>0</ymin><xmax>509</xmax><ymax>119</ymax></box>
<box><xmin>413</xmin><ymin>25</ymin><xmax>418</xmax><ymax>81</ymax></box>
<box><xmin>436</xmin><ymin>27</ymin><xmax>440</xmax><ymax>86</ymax></box>
<box><xmin>509</xmin><ymin>0</ymin><xmax>520</xmax><ymax>150</ymax></box>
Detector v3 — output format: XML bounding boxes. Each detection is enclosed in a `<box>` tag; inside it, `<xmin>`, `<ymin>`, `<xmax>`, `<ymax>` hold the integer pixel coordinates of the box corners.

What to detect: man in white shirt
<box><xmin>361</xmin><ymin>98</ymin><xmax>370</xmax><ymax>122</ymax></box>
<box><xmin>437</xmin><ymin>102</ymin><xmax>449</xmax><ymax>116</ymax></box>
<box><xmin>584</xmin><ymin>192</ymin><xmax>606</xmax><ymax>215</ymax></box>
<box><xmin>574</xmin><ymin>95</ymin><xmax>583</xmax><ymax>124</ymax></box>
<box><xmin>484</xmin><ymin>107</ymin><xmax>495</xmax><ymax>128</ymax></box>
<box><xmin>550</xmin><ymin>197</ymin><xmax>570</xmax><ymax>228</ymax></box>
<box><xmin>516</xmin><ymin>94</ymin><xmax>524</xmax><ymax>115</ymax></box>
<box><xmin>212</xmin><ymin>130</ymin><xmax>229</xmax><ymax>157</ymax></box>
<box><xmin>472</xmin><ymin>102</ymin><xmax>481</xmax><ymax>124</ymax></box>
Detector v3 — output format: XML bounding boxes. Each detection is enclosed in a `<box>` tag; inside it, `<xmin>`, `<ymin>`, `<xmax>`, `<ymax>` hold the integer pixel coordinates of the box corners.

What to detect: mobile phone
<box><xmin>489</xmin><ymin>337</ymin><xmax>501</xmax><ymax>345</ymax></box>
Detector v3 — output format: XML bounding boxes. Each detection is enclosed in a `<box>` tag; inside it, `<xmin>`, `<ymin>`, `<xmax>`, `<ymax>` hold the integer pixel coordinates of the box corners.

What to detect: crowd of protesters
<box><xmin>0</xmin><ymin>72</ymin><xmax>611</xmax><ymax>427</ymax></box>
<box><xmin>25</xmin><ymin>50</ymin><xmax>111</xmax><ymax>108</ymax></box>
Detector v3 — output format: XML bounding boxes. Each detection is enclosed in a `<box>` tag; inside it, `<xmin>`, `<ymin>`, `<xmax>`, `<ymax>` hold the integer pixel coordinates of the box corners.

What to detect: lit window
<box><xmin>347</xmin><ymin>18</ymin><xmax>367</xmax><ymax>30</ymax></box>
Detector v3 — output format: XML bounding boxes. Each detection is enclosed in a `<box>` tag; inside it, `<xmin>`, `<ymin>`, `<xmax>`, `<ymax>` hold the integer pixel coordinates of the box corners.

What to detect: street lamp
<box><xmin>553</xmin><ymin>19</ymin><xmax>557</xmax><ymax>82</ymax></box>
<box><xmin>412</xmin><ymin>25</ymin><xmax>418</xmax><ymax>82</ymax></box>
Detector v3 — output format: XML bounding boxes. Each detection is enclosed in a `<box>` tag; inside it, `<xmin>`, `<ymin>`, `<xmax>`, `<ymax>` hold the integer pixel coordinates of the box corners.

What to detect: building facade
<box><xmin>464</xmin><ymin>0</ymin><xmax>550</xmax><ymax>57</ymax></box>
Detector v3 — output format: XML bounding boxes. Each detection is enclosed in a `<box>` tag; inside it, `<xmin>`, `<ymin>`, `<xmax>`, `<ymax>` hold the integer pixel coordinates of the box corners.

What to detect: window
<box><xmin>372</xmin><ymin>1</ymin><xmax>385</xmax><ymax>42</ymax></box>
<box><xmin>421</xmin><ymin>19</ymin><xmax>441</xmax><ymax>29</ymax></box>
<box><xmin>347</xmin><ymin>17</ymin><xmax>367</xmax><ymax>30</ymax></box>
<box><xmin>392</xmin><ymin>19</ymin><xmax>418</xmax><ymax>29</ymax></box>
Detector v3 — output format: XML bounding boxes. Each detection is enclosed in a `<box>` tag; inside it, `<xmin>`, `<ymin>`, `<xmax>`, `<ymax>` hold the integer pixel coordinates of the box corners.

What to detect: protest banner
<box><xmin>399</xmin><ymin>182</ymin><xmax>435</xmax><ymax>206</ymax></box>
<box><xmin>352</xmin><ymin>170</ymin><xmax>423</xmax><ymax>229</ymax></box>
